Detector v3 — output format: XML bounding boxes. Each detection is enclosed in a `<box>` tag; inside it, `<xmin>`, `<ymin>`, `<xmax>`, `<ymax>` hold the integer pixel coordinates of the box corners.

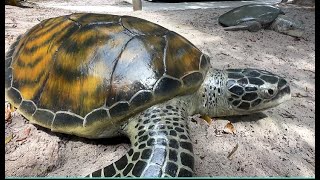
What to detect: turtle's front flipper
<box><xmin>223</xmin><ymin>21</ymin><xmax>262</xmax><ymax>32</ymax></box>
<box><xmin>86</xmin><ymin>103</ymin><xmax>194</xmax><ymax>177</ymax></box>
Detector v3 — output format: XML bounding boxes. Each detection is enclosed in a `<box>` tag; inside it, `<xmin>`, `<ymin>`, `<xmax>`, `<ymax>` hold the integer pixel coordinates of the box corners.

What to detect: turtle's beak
<box><xmin>286</xmin><ymin>29</ymin><xmax>305</xmax><ymax>38</ymax></box>
<box><xmin>261</xmin><ymin>78</ymin><xmax>291</xmax><ymax>110</ymax></box>
<box><xmin>273</xmin><ymin>82</ymin><xmax>291</xmax><ymax>104</ymax></box>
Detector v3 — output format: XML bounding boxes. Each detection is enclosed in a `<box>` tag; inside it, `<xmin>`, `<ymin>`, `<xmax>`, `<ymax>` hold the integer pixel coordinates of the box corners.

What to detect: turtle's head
<box><xmin>271</xmin><ymin>15</ymin><xmax>304</xmax><ymax>37</ymax></box>
<box><xmin>198</xmin><ymin>68</ymin><xmax>291</xmax><ymax>117</ymax></box>
<box><xmin>223</xmin><ymin>68</ymin><xmax>291</xmax><ymax>115</ymax></box>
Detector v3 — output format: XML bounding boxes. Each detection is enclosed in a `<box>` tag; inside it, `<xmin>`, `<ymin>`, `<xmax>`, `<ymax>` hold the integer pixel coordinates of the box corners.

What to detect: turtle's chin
<box><xmin>272</xmin><ymin>85</ymin><xmax>291</xmax><ymax>103</ymax></box>
<box><xmin>283</xmin><ymin>29</ymin><xmax>304</xmax><ymax>38</ymax></box>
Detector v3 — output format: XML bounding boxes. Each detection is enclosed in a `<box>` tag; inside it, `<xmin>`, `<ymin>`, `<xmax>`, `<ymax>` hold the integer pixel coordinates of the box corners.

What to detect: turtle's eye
<box><xmin>261</xmin><ymin>88</ymin><xmax>275</xmax><ymax>99</ymax></box>
<box><xmin>267</xmin><ymin>89</ymin><xmax>274</xmax><ymax>95</ymax></box>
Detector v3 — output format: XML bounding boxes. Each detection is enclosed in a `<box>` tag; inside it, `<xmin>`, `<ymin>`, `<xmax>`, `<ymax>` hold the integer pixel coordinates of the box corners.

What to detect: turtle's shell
<box><xmin>218</xmin><ymin>4</ymin><xmax>285</xmax><ymax>27</ymax></box>
<box><xmin>5</xmin><ymin>13</ymin><xmax>210</xmax><ymax>138</ymax></box>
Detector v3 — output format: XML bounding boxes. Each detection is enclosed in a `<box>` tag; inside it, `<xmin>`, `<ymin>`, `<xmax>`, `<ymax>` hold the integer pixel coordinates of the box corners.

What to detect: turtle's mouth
<box><xmin>273</xmin><ymin>85</ymin><xmax>291</xmax><ymax>102</ymax></box>
<box><xmin>285</xmin><ymin>29</ymin><xmax>304</xmax><ymax>38</ymax></box>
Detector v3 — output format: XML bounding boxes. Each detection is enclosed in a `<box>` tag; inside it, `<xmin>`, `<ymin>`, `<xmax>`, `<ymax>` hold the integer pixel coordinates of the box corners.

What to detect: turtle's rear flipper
<box><xmin>86</xmin><ymin>103</ymin><xmax>194</xmax><ymax>177</ymax></box>
<box><xmin>223</xmin><ymin>21</ymin><xmax>262</xmax><ymax>32</ymax></box>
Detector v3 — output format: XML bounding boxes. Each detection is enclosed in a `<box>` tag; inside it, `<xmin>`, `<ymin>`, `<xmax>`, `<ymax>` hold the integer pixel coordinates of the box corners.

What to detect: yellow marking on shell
<box><xmin>97</xmin><ymin>24</ymin><xmax>123</xmax><ymax>37</ymax></box>
<box><xmin>32</xmin><ymin>18</ymin><xmax>59</xmax><ymax>34</ymax></box>
<box><xmin>54</xmin><ymin>38</ymin><xmax>96</xmax><ymax>71</ymax></box>
<box><xmin>12</xmin><ymin>46</ymin><xmax>58</xmax><ymax>99</ymax></box>
<box><xmin>17</xmin><ymin>45</ymin><xmax>51</xmax><ymax>67</ymax></box>
<box><xmin>21</xmin><ymin>18</ymin><xmax>55</xmax><ymax>40</ymax></box>
<box><xmin>18</xmin><ymin>75</ymin><xmax>46</xmax><ymax>100</ymax></box>
<box><xmin>40</xmin><ymin>74</ymin><xmax>106</xmax><ymax>116</ymax></box>
<box><xmin>14</xmin><ymin>19</ymin><xmax>76</xmax><ymax>69</ymax></box>
<box><xmin>72</xmin><ymin>29</ymin><xmax>97</xmax><ymax>43</ymax></box>
<box><xmin>29</xmin><ymin>17</ymin><xmax>69</xmax><ymax>41</ymax></box>
<box><xmin>56</xmin><ymin>24</ymin><xmax>124</xmax><ymax>70</ymax></box>
<box><xmin>24</xmin><ymin>19</ymin><xmax>73</xmax><ymax>49</ymax></box>
<box><xmin>12</xmin><ymin>57</ymin><xmax>50</xmax><ymax>100</ymax></box>
<box><xmin>11</xmin><ymin>19</ymin><xmax>80</xmax><ymax>100</ymax></box>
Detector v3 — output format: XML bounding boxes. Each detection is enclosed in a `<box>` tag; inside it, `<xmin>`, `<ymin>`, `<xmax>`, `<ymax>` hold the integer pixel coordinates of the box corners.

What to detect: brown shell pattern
<box><xmin>5</xmin><ymin>13</ymin><xmax>210</xmax><ymax>138</ymax></box>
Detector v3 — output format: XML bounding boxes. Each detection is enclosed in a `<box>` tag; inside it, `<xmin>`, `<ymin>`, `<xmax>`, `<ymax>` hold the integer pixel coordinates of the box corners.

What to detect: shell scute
<box><xmin>19</xmin><ymin>100</ymin><xmax>37</xmax><ymax>117</ymax></box>
<box><xmin>108</xmin><ymin>36</ymin><xmax>165</xmax><ymax>106</ymax></box>
<box><xmin>164</xmin><ymin>31</ymin><xmax>203</xmax><ymax>79</ymax></box>
<box><xmin>5</xmin><ymin>67</ymin><xmax>12</xmax><ymax>89</ymax></box>
<box><xmin>182</xmin><ymin>72</ymin><xmax>204</xmax><ymax>89</ymax></box>
<box><xmin>52</xmin><ymin>112</ymin><xmax>84</xmax><ymax>133</ymax></box>
<box><xmin>107</xmin><ymin>81</ymin><xmax>145</xmax><ymax>107</ymax></box>
<box><xmin>68</xmin><ymin>13</ymin><xmax>120</xmax><ymax>26</ymax></box>
<box><xmin>129</xmin><ymin>90</ymin><xmax>154</xmax><ymax>108</ymax></box>
<box><xmin>121</xmin><ymin>16</ymin><xmax>169</xmax><ymax>36</ymax></box>
<box><xmin>200</xmin><ymin>54</ymin><xmax>211</xmax><ymax>70</ymax></box>
<box><xmin>85</xmin><ymin>108</ymin><xmax>110</xmax><ymax>127</ymax></box>
<box><xmin>6</xmin><ymin>88</ymin><xmax>22</xmax><ymax>107</ymax></box>
<box><xmin>154</xmin><ymin>77</ymin><xmax>182</xmax><ymax>96</ymax></box>
<box><xmin>32</xmin><ymin>109</ymin><xmax>55</xmax><ymax>128</ymax></box>
<box><xmin>109</xmin><ymin>102</ymin><xmax>130</xmax><ymax>117</ymax></box>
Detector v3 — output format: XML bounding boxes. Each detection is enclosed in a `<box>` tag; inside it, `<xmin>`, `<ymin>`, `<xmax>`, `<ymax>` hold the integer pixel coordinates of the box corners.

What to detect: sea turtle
<box><xmin>218</xmin><ymin>4</ymin><xmax>304</xmax><ymax>37</ymax></box>
<box><xmin>5</xmin><ymin>13</ymin><xmax>291</xmax><ymax>177</ymax></box>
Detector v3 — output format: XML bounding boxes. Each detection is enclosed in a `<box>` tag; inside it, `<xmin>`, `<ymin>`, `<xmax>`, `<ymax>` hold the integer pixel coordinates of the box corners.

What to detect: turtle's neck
<box><xmin>171</xmin><ymin>68</ymin><xmax>230</xmax><ymax>117</ymax></box>
<box><xmin>192</xmin><ymin>68</ymin><xmax>229</xmax><ymax>117</ymax></box>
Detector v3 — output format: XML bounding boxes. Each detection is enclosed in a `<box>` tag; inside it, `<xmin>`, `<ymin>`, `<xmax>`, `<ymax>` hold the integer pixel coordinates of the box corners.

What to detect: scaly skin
<box><xmin>88</xmin><ymin>99</ymin><xmax>193</xmax><ymax>177</ymax></box>
<box><xmin>87</xmin><ymin>67</ymin><xmax>291</xmax><ymax>177</ymax></box>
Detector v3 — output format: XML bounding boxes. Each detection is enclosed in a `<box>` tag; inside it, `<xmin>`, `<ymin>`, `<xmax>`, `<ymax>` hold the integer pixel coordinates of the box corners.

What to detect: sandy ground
<box><xmin>5</xmin><ymin>0</ymin><xmax>315</xmax><ymax>177</ymax></box>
